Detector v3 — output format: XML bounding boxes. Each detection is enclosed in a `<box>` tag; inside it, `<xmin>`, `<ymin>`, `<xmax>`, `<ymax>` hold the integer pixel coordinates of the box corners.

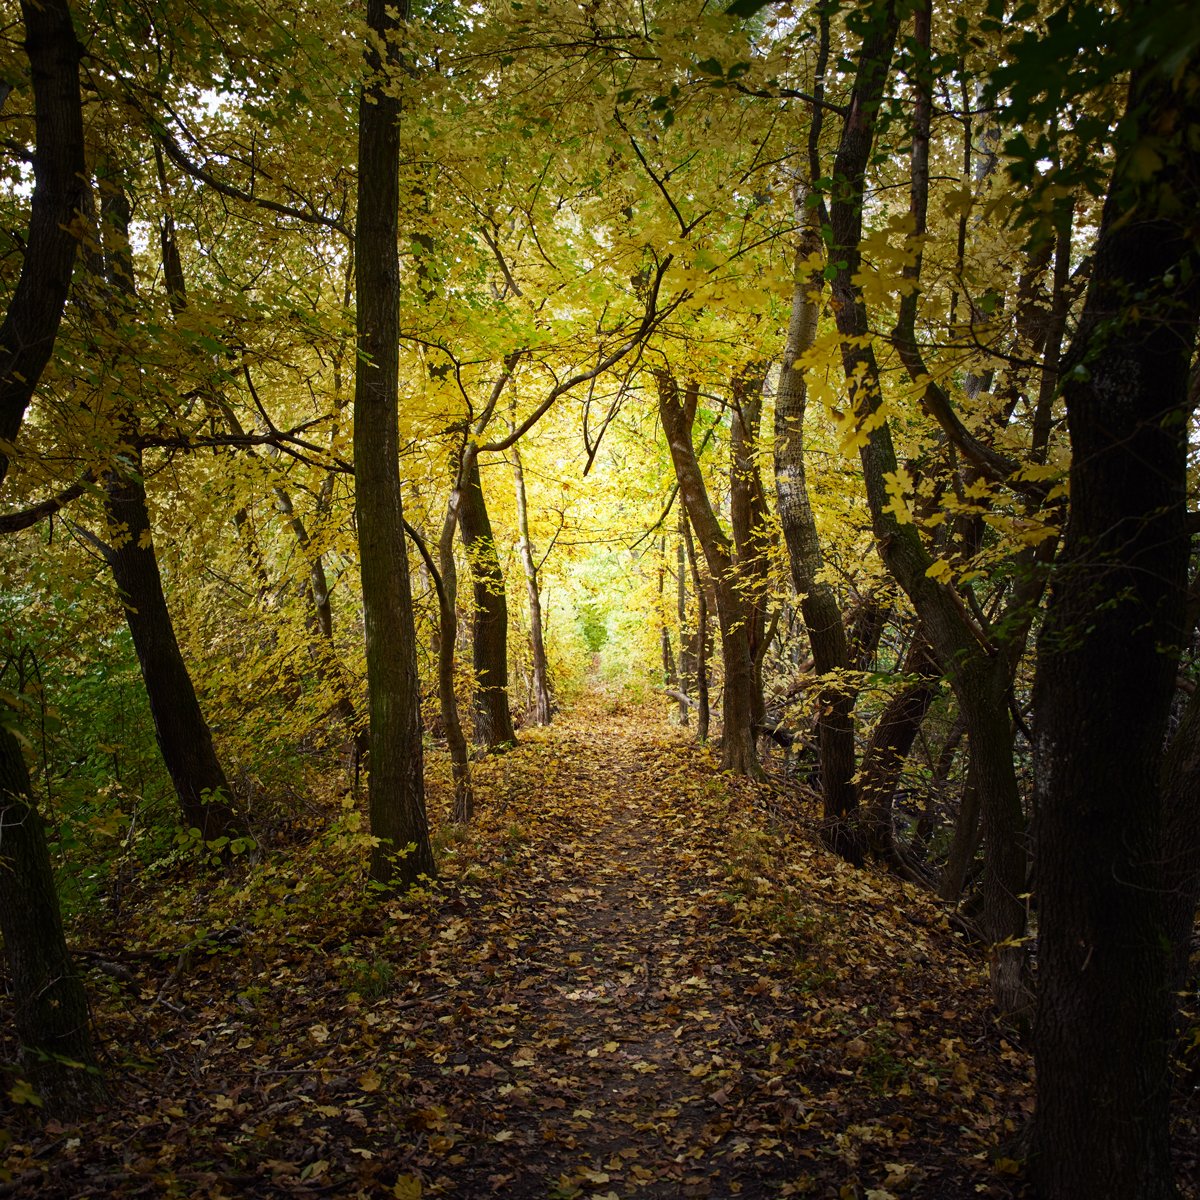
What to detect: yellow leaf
<box><xmin>392</xmin><ymin>1175</ymin><xmax>423</xmax><ymax>1199</ymax></box>
<box><xmin>358</xmin><ymin>1068</ymin><xmax>382</xmax><ymax>1092</ymax></box>
<box><xmin>926</xmin><ymin>559</ymin><xmax>953</xmax><ymax>583</ymax></box>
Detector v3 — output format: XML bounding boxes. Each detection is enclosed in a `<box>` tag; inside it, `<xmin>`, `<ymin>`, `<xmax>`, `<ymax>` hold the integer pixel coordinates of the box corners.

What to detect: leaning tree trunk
<box><xmin>354</xmin><ymin>0</ymin><xmax>435</xmax><ymax>890</ymax></box>
<box><xmin>1030</xmin><ymin>57</ymin><xmax>1200</xmax><ymax>1200</ymax></box>
<box><xmin>824</xmin><ymin>0</ymin><xmax>1029</xmax><ymax>1014</ymax></box>
<box><xmin>658</xmin><ymin>373</ymin><xmax>760</xmax><ymax>776</ymax></box>
<box><xmin>104</xmin><ymin>453</ymin><xmax>242</xmax><ymax>842</ymax></box>
<box><xmin>94</xmin><ymin>172</ymin><xmax>242</xmax><ymax>844</ymax></box>
<box><xmin>458</xmin><ymin>450</ymin><xmax>517</xmax><ymax>749</ymax></box>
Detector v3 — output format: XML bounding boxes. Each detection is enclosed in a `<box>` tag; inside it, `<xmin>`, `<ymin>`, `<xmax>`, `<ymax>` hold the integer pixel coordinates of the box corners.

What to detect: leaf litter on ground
<box><xmin>2</xmin><ymin>696</ymin><xmax>1062</xmax><ymax>1197</ymax></box>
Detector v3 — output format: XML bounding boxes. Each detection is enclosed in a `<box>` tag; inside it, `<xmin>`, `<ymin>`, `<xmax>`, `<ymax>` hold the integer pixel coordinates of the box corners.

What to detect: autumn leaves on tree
<box><xmin>0</xmin><ymin>1</ymin><xmax>1198</xmax><ymax>1197</ymax></box>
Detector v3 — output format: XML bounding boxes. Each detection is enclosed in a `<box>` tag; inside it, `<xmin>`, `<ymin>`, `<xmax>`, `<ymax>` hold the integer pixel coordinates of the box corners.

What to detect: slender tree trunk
<box><xmin>729</xmin><ymin>367</ymin><xmax>770</xmax><ymax>726</ymax></box>
<box><xmin>775</xmin><ymin>179</ymin><xmax>860</xmax><ymax>859</ymax></box>
<box><xmin>681</xmin><ymin>514</ymin><xmax>710</xmax><ymax>742</ymax></box>
<box><xmin>437</xmin><ymin>469</ymin><xmax>473</xmax><ymax>821</ymax></box>
<box><xmin>1030</xmin><ymin>58</ymin><xmax>1200</xmax><ymax>1200</ymax></box>
<box><xmin>825</xmin><ymin>0</ymin><xmax>1028</xmax><ymax>1012</ymax></box>
<box><xmin>458</xmin><ymin>450</ymin><xmax>517</xmax><ymax>749</ymax></box>
<box><xmin>273</xmin><ymin>485</ymin><xmax>368</xmax><ymax>765</ymax></box>
<box><xmin>675</xmin><ymin>511</ymin><xmax>691</xmax><ymax>724</ymax></box>
<box><xmin>508</xmin><ymin>434</ymin><xmax>551</xmax><ymax>725</ymax></box>
<box><xmin>939</xmin><ymin>756</ymin><xmax>982</xmax><ymax>902</ymax></box>
<box><xmin>354</xmin><ymin>0</ymin><xmax>435</xmax><ymax>889</ymax></box>
<box><xmin>657</xmin><ymin>373</ymin><xmax>761</xmax><ymax>777</ymax></box>
<box><xmin>859</xmin><ymin>633</ymin><xmax>940</xmax><ymax>859</ymax></box>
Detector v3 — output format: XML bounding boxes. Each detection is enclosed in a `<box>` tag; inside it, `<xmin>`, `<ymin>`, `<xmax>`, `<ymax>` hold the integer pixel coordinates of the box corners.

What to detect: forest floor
<box><xmin>4</xmin><ymin>694</ymin><xmax>1196</xmax><ymax>1198</ymax></box>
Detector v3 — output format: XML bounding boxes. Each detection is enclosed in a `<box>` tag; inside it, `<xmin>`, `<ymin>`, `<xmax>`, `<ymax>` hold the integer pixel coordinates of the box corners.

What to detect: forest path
<box><xmin>5</xmin><ymin>696</ymin><xmax>1031</xmax><ymax>1199</ymax></box>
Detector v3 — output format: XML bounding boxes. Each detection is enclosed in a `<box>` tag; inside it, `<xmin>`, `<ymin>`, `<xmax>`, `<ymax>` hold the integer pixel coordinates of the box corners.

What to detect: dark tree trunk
<box><xmin>859</xmin><ymin>633</ymin><xmax>940</xmax><ymax>859</ymax></box>
<box><xmin>458</xmin><ymin>451</ymin><xmax>517</xmax><ymax>749</ymax></box>
<box><xmin>775</xmin><ymin>179</ymin><xmax>860</xmax><ymax>860</ymax></box>
<box><xmin>104</xmin><ymin>453</ymin><xmax>241</xmax><ymax>842</ymax></box>
<box><xmin>658</xmin><ymin>373</ymin><xmax>760</xmax><ymax>776</ymax></box>
<box><xmin>824</xmin><ymin>0</ymin><xmax>1028</xmax><ymax>1012</ymax></box>
<box><xmin>1030</xmin><ymin>60</ymin><xmax>1200</xmax><ymax>1200</ymax></box>
<box><xmin>0</xmin><ymin>1</ymin><xmax>101</xmax><ymax>1119</ymax></box>
<box><xmin>354</xmin><ymin>0</ymin><xmax>435</xmax><ymax>890</ymax></box>
<box><xmin>0</xmin><ymin>0</ymin><xmax>85</xmax><ymax>486</ymax></box>
<box><xmin>0</xmin><ymin>726</ymin><xmax>105</xmax><ymax>1116</ymax></box>
<box><xmin>92</xmin><ymin>171</ymin><xmax>242</xmax><ymax>845</ymax></box>
<box><xmin>1161</xmin><ymin>687</ymin><xmax>1200</xmax><ymax>1001</ymax></box>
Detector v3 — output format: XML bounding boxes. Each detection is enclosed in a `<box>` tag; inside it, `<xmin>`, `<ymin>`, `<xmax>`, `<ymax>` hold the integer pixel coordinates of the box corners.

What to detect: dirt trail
<box><xmin>3</xmin><ymin>697</ymin><xmax>1034</xmax><ymax>1199</ymax></box>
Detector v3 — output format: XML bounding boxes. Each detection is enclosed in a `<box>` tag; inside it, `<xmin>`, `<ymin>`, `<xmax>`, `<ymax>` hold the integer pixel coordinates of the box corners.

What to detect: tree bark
<box><xmin>458</xmin><ymin>450</ymin><xmax>517</xmax><ymax>749</ymax></box>
<box><xmin>103</xmin><ymin>451</ymin><xmax>242</xmax><ymax>841</ymax></box>
<box><xmin>354</xmin><ymin>0</ymin><xmax>435</xmax><ymax>889</ymax></box>
<box><xmin>0</xmin><ymin>727</ymin><xmax>106</xmax><ymax>1116</ymax></box>
<box><xmin>657</xmin><ymin>372</ymin><xmax>760</xmax><ymax>776</ymax></box>
<box><xmin>509</xmin><ymin>433</ymin><xmax>551</xmax><ymax>725</ymax></box>
<box><xmin>825</xmin><ymin>0</ymin><xmax>1028</xmax><ymax>1012</ymax></box>
<box><xmin>859</xmin><ymin>633</ymin><xmax>940</xmax><ymax>859</ymax></box>
<box><xmin>775</xmin><ymin>178</ymin><xmax>860</xmax><ymax>860</ymax></box>
<box><xmin>681</xmin><ymin>511</ymin><xmax>710</xmax><ymax>742</ymax></box>
<box><xmin>437</xmin><ymin>465</ymin><xmax>473</xmax><ymax>821</ymax></box>
<box><xmin>0</xmin><ymin>1</ymin><xmax>102</xmax><ymax>1120</ymax></box>
<box><xmin>1030</xmin><ymin>58</ymin><xmax>1200</xmax><ymax>1200</ymax></box>
<box><xmin>0</xmin><ymin>0</ymin><xmax>85</xmax><ymax>486</ymax></box>
<box><xmin>91</xmin><ymin>171</ymin><xmax>242</xmax><ymax>845</ymax></box>
<box><xmin>729</xmin><ymin>366</ymin><xmax>769</xmax><ymax>725</ymax></box>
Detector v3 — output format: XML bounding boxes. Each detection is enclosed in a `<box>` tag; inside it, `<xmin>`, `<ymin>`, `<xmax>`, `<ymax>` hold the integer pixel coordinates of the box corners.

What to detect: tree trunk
<box><xmin>0</xmin><ymin>0</ymin><xmax>85</xmax><ymax>486</ymax></box>
<box><xmin>1161</xmin><ymin>687</ymin><xmax>1200</xmax><ymax>1001</ymax></box>
<box><xmin>437</xmin><ymin>469</ymin><xmax>474</xmax><ymax>821</ymax></box>
<box><xmin>824</xmin><ymin>0</ymin><xmax>1028</xmax><ymax>1012</ymax></box>
<box><xmin>104</xmin><ymin>452</ymin><xmax>241</xmax><ymax>842</ymax></box>
<box><xmin>509</xmin><ymin>434</ymin><xmax>551</xmax><ymax>725</ymax></box>
<box><xmin>859</xmin><ymin>633</ymin><xmax>940</xmax><ymax>859</ymax></box>
<box><xmin>657</xmin><ymin>373</ymin><xmax>760</xmax><ymax>776</ymax></box>
<box><xmin>0</xmin><ymin>1</ymin><xmax>101</xmax><ymax>1118</ymax></box>
<box><xmin>458</xmin><ymin>450</ymin><xmax>517</xmax><ymax>749</ymax></box>
<box><xmin>0</xmin><ymin>727</ymin><xmax>106</xmax><ymax>1116</ymax></box>
<box><xmin>774</xmin><ymin>178</ymin><xmax>860</xmax><ymax>860</ymax></box>
<box><xmin>91</xmin><ymin>171</ymin><xmax>242</xmax><ymax>844</ymax></box>
<box><xmin>729</xmin><ymin>366</ymin><xmax>769</xmax><ymax>726</ymax></box>
<box><xmin>1030</xmin><ymin>59</ymin><xmax>1200</xmax><ymax>1200</ymax></box>
<box><xmin>675</xmin><ymin>520</ymin><xmax>690</xmax><ymax>725</ymax></box>
<box><xmin>354</xmin><ymin>0</ymin><xmax>435</xmax><ymax>890</ymax></box>
<box><xmin>681</xmin><ymin>513</ymin><xmax>710</xmax><ymax>742</ymax></box>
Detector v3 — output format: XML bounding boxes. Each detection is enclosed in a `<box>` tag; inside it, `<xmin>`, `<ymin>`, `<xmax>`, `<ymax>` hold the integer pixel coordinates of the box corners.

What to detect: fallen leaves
<box><xmin>2</xmin><ymin>698</ymin><xmax>1043</xmax><ymax>1198</ymax></box>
